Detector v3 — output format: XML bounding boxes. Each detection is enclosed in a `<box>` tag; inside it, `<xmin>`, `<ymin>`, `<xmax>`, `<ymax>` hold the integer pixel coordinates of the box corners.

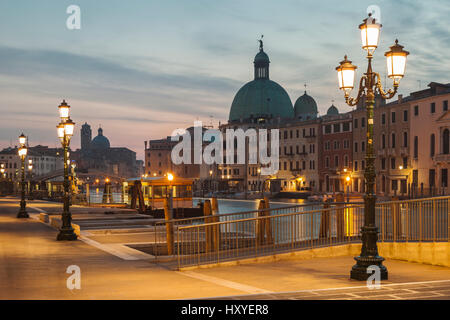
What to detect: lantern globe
<box><xmin>18</xmin><ymin>146</ymin><xmax>28</xmax><ymax>158</ymax></box>
<box><xmin>336</xmin><ymin>55</ymin><xmax>357</xmax><ymax>94</ymax></box>
<box><xmin>58</xmin><ymin>100</ymin><xmax>70</xmax><ymax>120</ymax></box>
<box><xmin>19</xmin><ymin>133</ymin><xmax>26</xmax><ymax>146</ymax></box>
<box><xmin>359</xmin><ymin>13</ymin><xmax>382</xmax><ymax>54</ymax></box>
<box><xmin>57</xmin><ymin>123</ymin><xmax>65</xmax><ymax>143</ymax></box>
<box><xmin>385</xmin><ymin>39</ymin><xmax>409</xmax><ymax>85</ymax></box>
<box><xmin>64</xmin><ymin>118</ymin><xmax>75</xmax><ymax>137</ymax></box>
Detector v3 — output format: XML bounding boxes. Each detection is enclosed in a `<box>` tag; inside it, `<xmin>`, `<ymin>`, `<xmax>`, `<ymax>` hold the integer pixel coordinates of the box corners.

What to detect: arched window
<box><xmin>430</xmin><ymin>134</ymin><xmax>435</xmax><ymax>157</ymax></box>
<box><xmin>444</xmin><ymin>129</ymin><xmax>450</xmax><ymax>154</ymax></box>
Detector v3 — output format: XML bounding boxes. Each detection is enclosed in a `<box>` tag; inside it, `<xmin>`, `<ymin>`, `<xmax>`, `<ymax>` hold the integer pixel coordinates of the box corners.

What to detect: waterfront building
<box><xmin>319</xmin><ymin>108</ymin><xmax>353</xmax><ymax>192</ymax></box>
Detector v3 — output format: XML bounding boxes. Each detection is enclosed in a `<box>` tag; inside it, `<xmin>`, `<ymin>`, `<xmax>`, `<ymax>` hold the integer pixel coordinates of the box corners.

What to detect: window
<box><xmin>333</xmin><ymin>123</ymin><xmax>341</xmax><ymax>133</ymax></box>
<box><xmin>302</xmin><ymin>161</ymin><xmax>306</xmax><ymax>170</ymax></box>
<box><xmin>325</xmin><ymin>157</ymin><xmax>329</xmax><ymax>168</ymax></box>
<box><xmin>414</xmin><ymin>105</ymin><xmax>419</xmax><ymax>116</ymax></box>
<box><xmin>284</xmin><ymin>131</ymin><xmax>288</xmax><ymax>139</ymax></box>
<box><xmin>382</xmin><ymin>113</ymin><xmax>386</xmax><ymax>125</ymax></box>
<box><xmin>403</xmin><ymin>157</ymin><xmax>408</xmax><ymax>168</ymax></box>
<box><xmin>343</xmin><ymin>122</ymin><xmax>350</xmax><ymax>132</ymax></box>
<box><xmin>431</xmin><ymin>102</ymin><xmax>436</xmax><ymax>113</ymax></box>
<box><xmin>362</xmin><ymin>160</ymin><xmax>365</xmax><ymax>169</ymax></box>
<box><xmin>430</xmin><ymin>134</ymin><xmax>435</xmax><ymax>157</ymax></box>
<box><xmin>344</xmin><ymin>155</ymin><xmax>349</xmax><ymax>167</ymax></box>
<box><xmin>414</xmin><ymin>136</ymin><xmax>418</xmax><ymax>158</ymax></box>
<box><xmin>443</xmin><ymin>129</ymin><xmax>449</xmax><ymax>154</ymax></box>
<box><xmin>391</xmin><ymin>158</ymin><xmax>396</xmax><ymax>169</ymax></box>
<box><xmin>334</xmin><ymin>155</ymin><xmax>339</xmax><ymax>168</ymax></box>
<box><xmin>403</xmin><ymin>110</ymin><xmax>408</xmax><ymax>122</ymax></box>
<box><xmin>362</xmin><ymin>141</ymin><xmax>365</xmax><ymax>152</ymax></box>
<box><xmin>354</xmin><ymin>118</ymin><xmax>358</xmax><ymax>128</ymax></box>
<box><xmin>444</xmin><ymin>100</ymin><xmax>449</xmax><ymax>112</ymax></box>
<box><xmin>403</xmin><ymin>132</ymin><xmax>408</xmax><ymax>147</ymax></box>
<box><xmin>382</xmin><ymin>134</ymin><xmax>386</xmax><ymax>149</ymax></box>
<box><xmin>391</xmin><ymin>133</ymin><xmax>396</xmax><ymax>148</ymax></box>
<box><xmin>361</xmin><ymin>117</ymin><xmax>366</xmax><ymax>127</ymax></box>
<box><xmin>354</xmin><ymin>161</ymin><xmax>358</xmax><ymax>171</ymax></box>
<box><xmin>391</xmin><ymin>112</ymin><xmax>396</xmax><ymax>123</ymax></box>
<box><xmin>429</xmin><ymin>169</ymin><xmax>435</xmax><ymax>187</ymax></box>
<box><xmin>354</xmin><ymin>142</ymin><xmax>358</xmax><ymax>153</ymax></box>
<box><xmin>442</xmin><ymin>169</ymin><xmax>448</xmax><ymax>188</ymax></box>
<box><xmin>296</xmin><ymin>130</ymin><xmax>299</xmax><ymax>138</ymax></box>
<box><xmin>324</xmin><ymin>125</ymin><xmax>331</xmax><ymax>134</ymax></box>
<box><xmin>381</xmin><ymin>158</ymin><xmax>386</xmax><ymax>170</ymax></box>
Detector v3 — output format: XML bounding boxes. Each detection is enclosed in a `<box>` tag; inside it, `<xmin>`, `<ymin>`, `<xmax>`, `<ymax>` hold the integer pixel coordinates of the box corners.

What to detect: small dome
<box><xmin>327</xmin><ymin>104</ymin><xmax>339</xmax><ymax>115</ymax></box>
<box><xmin>91</xmin><ymin>128</ymin><xmax>110</xmax><ymax>150</ymax></box>
<box><xmin>294</xmin><ymin>92</ymin><xmax>318</xmax><ymax>119</ymax></box>
<box><xmin>254</xmin><ymin>51</ymin><xmax>270</xmax><ymax>64</ymax></box>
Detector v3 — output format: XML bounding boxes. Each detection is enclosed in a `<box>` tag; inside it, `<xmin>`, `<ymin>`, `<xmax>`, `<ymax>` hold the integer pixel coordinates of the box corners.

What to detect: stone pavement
<box><xmin>1</xmin><ymin>197</ymin><xmax>449</xmax><ymax>300</ymax></box>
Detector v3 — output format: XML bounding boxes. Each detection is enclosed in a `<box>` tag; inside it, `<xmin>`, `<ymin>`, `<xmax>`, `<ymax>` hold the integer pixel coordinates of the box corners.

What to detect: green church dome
<box><xmin>327</xmin><ymin>104</ymin><xmax>339</xmax><ymax>115</ymax></box>
<box><xmin>294</xmin><ymin>92</ymin><xmax>318</xmax><ymax>120</ymax></box>
<box><xmin>228</xmin><ymin>39</ymin><xmax>294</xmax><ymax>122</ymax></box>
<box><xmin>229</xmin><ymin>79</ymin><xmax>294</xmax><ymax>121</ymax></box>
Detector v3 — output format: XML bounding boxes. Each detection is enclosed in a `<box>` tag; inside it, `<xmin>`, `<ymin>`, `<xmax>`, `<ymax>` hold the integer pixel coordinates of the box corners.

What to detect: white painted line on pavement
<box><xmin>199</xmin><ymin>279</ymin><xmax>450</xmax><ymax>300</ymax></box>
<box><xmin>28</xmin><ymin>206</ymin><xmax>47</xmax><ymax>213</ymax></box>
<box><xmin>176</xmin><ymin>271</ymin><xmax>271</xmax><ymax>295</ymax></box>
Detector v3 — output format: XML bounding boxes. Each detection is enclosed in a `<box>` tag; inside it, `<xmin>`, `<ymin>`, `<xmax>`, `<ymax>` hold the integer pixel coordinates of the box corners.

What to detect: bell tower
<box><xmin>81</xmin><ymin>122</ymin><xmax>92</xmax><ymax>151</ymax></box>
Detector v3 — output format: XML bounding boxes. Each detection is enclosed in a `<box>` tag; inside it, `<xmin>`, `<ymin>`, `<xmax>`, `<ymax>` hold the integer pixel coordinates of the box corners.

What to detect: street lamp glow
<box><xmin>336</xmin><ymin>55</ymin><xmax>357</xmax><ymax>95</ymax></box>
<box><xmin>64</xmin><ymin>118</ymin><xmax>75</xmax><ymax>137</ymax></box>
<box><xmin>58</xmin><ymin>100</ymin><xmax>70</xmax><ymax>120</ymax></box>
<box><xmin>399</xmin><ymin>165</ymin><xmax>404</xmax><ymax>170</ymax></box>
<box><xmin>346</xmin><ymin>176</ymin><xmax>351</xmax><ymax>182</ymax></box>
<box><xmin>19</xmin><ymin>133</ymin><xmax>26</xmax><ymax>146</ymax></box>
<box><xmin>57</xmin><ymin>123</ymin><xmax>65</xmax><ymax>142</ymax></box>
<box><xmin>359</xmin><ymin>13</ymin><xmax>382</xmax><ymax>54</ymax></box>
<box><xmin>18</xmin><ymin>146</ymin><xmax>27</xmax><ymax>158</ymax></box>
<box><xmin>385</xmin><ymin>39</ymin><xmax>409</xmax><ymax>85</ymax></box>
<box><xmin>167</xmin><ymin>173</ymin><xmax>174</xmax><ymax>181</ymax></box>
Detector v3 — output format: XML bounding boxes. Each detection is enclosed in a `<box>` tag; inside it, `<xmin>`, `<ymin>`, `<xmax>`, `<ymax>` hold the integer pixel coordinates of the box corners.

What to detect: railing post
<box><xmin>163</xmin><ymin>198</ymin><xmax>174</xmax><ymax>256</ymax></box>
<box><xmin>203</xmin><ymin>200</ymin><xmax>213</xmax><ymax>252</ymax></box>
<box><xmin>177</xmin><ymin>228</ymin><xmax>180</xmax><ymax>270</ymax></box>
<box><xmin>419</xmin><ymin>200</ymin><xmax>423</xmax><ymax>242</ymax></box>
<box><xmin>433</xmin><ymin>198</ymin><xmax>436</xmax><ymax>242</ymax></box>
<box><xmin>264</xmin><ymin>197</ymin><xmax>273</xmax><ymax>245</ymax></box>
<box><xmin>211</xmin><ymin>197</ymin><xmax>220</xmax><ymax>252</ymax></box>
<box><xmin>256</xmin><ymin>199</ymin><xmax>265</xmax><ymax>245</ymax></box>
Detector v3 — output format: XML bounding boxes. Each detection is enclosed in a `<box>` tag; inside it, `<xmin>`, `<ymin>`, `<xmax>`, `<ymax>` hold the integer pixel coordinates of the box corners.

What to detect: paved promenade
<box><xmin>0</xmin><ymin>197</ymin><xmax>449</xmax><ymax>300</ymax></box>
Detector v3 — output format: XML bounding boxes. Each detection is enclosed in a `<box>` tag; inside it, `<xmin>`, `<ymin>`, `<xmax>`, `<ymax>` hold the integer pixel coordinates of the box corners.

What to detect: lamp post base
<box><xmin>57</xmin><ymin>227</ymin><xmax>78</xmax><ymax>241</ymax></box>
<box><xmin>17</xmin><ymin>210</ymin><xmax>29</xmax><ymax>218</ymax></box>
<box><xmin>350</xmin><ymin>256</ymin><xmax>388</xmax><ymax>280</ymax></box>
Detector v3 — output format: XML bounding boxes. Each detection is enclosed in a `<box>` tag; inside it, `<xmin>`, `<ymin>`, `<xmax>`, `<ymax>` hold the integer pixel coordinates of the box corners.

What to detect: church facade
<box><xmin>72</xmin><ymin>123</ymin><xmax>140</xmax><ymax>179</ymax></box>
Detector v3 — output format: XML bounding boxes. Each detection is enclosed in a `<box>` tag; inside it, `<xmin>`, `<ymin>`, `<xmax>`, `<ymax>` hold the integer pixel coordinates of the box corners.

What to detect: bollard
<box><xmin>164</xmin><ymin>197</ymin><xmax>174</xmax><ymax>256</ymax></box>
<box><xmin>203</xmin><ymin>200</ymin><xmax>213</xmax><ymax>252</ymax></box>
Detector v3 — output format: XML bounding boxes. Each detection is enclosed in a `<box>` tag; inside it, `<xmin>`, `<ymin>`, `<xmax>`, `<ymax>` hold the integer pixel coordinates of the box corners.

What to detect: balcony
<box><xmin>434</xmin><ymin>154</ymin><xmax>450</xmax><ymax>164</ymax></box>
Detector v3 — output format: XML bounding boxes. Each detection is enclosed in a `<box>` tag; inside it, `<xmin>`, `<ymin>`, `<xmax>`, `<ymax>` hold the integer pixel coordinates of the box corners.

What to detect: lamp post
<box><xmin>56</xmin><ymin>100</ymin><xmax>77</xmax><ymax>241</ymax></box>
<box><xmin>27</xmin><ymin>159</ymin><xmax>33</xmax><ymax>199</ymax></box>
<box><xmin>336</xmin><ymin>13</ymin><xmax>409</xmax><ymax>281</ymax></box>
<box><xmin>17</xmin><ymin>133</ymin><xmax>29</xmax><ymax>218</ymax></box>
<box><xmin>0</xmin><ymin>164</ymin><xmax>5</xmax><ymax>196</ymax></box>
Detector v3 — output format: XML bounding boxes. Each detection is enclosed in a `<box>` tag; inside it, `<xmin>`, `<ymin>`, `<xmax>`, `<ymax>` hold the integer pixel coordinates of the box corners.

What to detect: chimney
<box><xmin>398</xmin><ymin>94</ymin><xmax>403</xmax><ymax>104</ymax></box>
<box><xmin>144</xmin><ymin>141</ymin><xmax>148</xmax><ymax>150</ymax></box>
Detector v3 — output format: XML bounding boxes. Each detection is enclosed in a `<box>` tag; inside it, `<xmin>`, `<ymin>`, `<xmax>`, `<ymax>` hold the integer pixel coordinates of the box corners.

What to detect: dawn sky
<box><xmin>1</xmin><ymin>0</ymin><xmax>449</xmax><ymax>159</ymax></box>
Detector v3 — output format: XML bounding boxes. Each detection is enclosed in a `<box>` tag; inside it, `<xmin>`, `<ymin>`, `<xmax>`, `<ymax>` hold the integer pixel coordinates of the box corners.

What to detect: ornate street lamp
<box><xmin>336</xmin><ymin>13</ymin><xmax>409</xmax><ymax>281</ymax></box>
<box><xmin>17</xmin><ymin>134</ymin><xmax>29</xmax><ymax>218</ymax></box>
<box><xmin>56</xmin><ymin>100</ymin><xmax>77</xmax><ymax>241</ymax></box>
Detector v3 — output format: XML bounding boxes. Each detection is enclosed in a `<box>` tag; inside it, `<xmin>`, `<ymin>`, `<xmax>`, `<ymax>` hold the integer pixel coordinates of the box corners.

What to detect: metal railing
<box><xmin>174</xmin><ymin>196</ymin><xmax>450</xmax><ymax>269</ymax></box>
